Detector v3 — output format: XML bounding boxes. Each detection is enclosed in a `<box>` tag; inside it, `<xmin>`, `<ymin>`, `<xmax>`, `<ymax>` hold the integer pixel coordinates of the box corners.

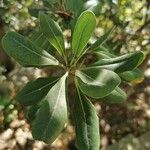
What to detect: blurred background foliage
<box><xmin>0</xmin><ymin>0</ymin><xmax>150</xmax><ymax>149</ymax></box>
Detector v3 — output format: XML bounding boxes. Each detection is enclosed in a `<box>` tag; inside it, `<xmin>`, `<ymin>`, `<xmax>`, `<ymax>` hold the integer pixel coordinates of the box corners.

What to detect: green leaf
<box><xmin>72</xmin><ymin>11</ymin><xmax>96</xmax><ymax>58</ymax></box>
<box><xmin>93</xmin><ymin>45</ymin><xmax>110</xmax><ymax>53</ymax></box>
<box><xmin>74</xmin><ymin>88</ymin><xmax>100</xmax><ymax>150</ymax></box>
<box><xmin>66</xmin><ymin>0</ymin><xmax>85</xmax><ymax>17</ymax></box>
<box><xmin>39</xmin><ymin>12</ymin><xmax>65</xmax><ymax>56</ymax></box>
<box><xmin>26</xmin><ymin>104</ymin><xmax>41</xmax><ymax>122</ymax></box>
<box><xmin>2</xmin><ymin>31</ymin><xmax>59</xmax><ymax>67</ymax></box>
<box><xmin>16</xmin><ymin>77</ymin><xmax>59</xmax><ymax>106</ymax></box>
<box><xmin>47</xmin><ymin>0</ymin><xmax>60</xmax><ymax>4</ymax></box>
<box><xmin>31</xmin><ymin>30</ymin><xmax>50</xmax><ymax>49</ymax></box>
<box><xmin>32</xmin><ymin>73</ymin><xmax>68</xmax><ymax>144</ymax></box>
<box><xmin>87</xmin><ymin>27</ymin><xmax>115</xmax><ymax>51</ymax></box>
<box><xmin>31</xmin><ymin>30</ymin><xmax>55</xmax><ymax>55</ymax></box>
<box><xmin>104</xmin><ymin>87</ymin><xmax>127</xmax><ymax>103</ymax></box>
<box><xmin>94</xmin><ymin>51</ymin><xmax>115</xmax><ymax>59</ymax></box>
<box><xmin>89</xmin><ymin>51</ymin><xmax>145</xmax><ymax>73</ymax></box>
<box><xmin>119</xmin><ymin>68</ymin><xmax>144</xmax><ymax>83</ymax></box>
<box><xmin>76</xmin><ymin>68</ymin><xmax>121</xmax><ymax>98</ymax></box>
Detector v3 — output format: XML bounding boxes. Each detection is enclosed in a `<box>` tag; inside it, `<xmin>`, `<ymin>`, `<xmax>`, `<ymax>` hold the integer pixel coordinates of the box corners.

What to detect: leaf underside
<box><xmin>32</xmin><ymin>73</ymin><xmax>68</xmax><ymax>144</ymax></box>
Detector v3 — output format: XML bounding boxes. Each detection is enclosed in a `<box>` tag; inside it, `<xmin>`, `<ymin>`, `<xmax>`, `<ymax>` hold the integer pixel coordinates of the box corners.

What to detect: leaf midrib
<box><xmin>77</xmin><ymin>90</ymin><xmax>90</xmax><ymax>149</ymax></box>
<box><xmin>44</xmin><ymin>15</ymin><xmax>64</xmax><ymax>53</ymax></box>
<box><xmin>20</xmin><ymin>78</ymin><xmax>59</xmax><ymax>97</ymax></box>
<box><xmin>34</xmin><ymin>32</ymin><xmax>43</xmax><ymax>43</ymax></box>
<box><xmin>74</xmin><ymin>15</ymin><xmax>92</xmax><ymax>57</ymax></box>
<box><xmin>94</xmin><ymin>52</ymin><xmax>139</xmax><ymax>66</ymax></box>
<box><xmin>41</xmin><ymin>78</ymin><xmax>65</xmax><ymax>140</ymax></box>
<box><xmin>13</xmin><ymin>38</ymin><xmax>53</xmax><ymax>61</ymax></box>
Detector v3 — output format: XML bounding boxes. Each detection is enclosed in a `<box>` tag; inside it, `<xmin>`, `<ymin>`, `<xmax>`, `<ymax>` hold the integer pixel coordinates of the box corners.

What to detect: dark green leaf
<box><xmin>16</xmin><ymin>77</ymin><xmax>59</xmax><ymax>106</ymax></box>
<box><xmin>104</xmin><ymin>87</ymin><xmax>127</xmax><ymax>103</ymax></box>
<box><xmin>29</xmin><ymin>8</ymin><xmax>48</xmax><ymax>18</ymax></box>
<box><xmin>26</xmin><ymin>104</ymin><xmax>41</xmax><ymax>122</ymax></box>
<box><xmin>2</xmin><ymin>31</ymin><xmax>59</xmax><ymax>67</ymax></box>
<box><xmin>31</xmin><ymin>30</ymin><xmax>49</xmax><ymax>48</ymax></box>
<box><xmin>74</xmin><ymin>88</ymin><xmax>100</xmax><ymax>150</ymax></box>
<box><xmin>119</xmin><ymin>68</ymin><xmax>144</xmax><ymax>83</ymax></box>
<box><xmin>32</xmin><ymin>73</ymin><xmax>68</xmax><ymax>144</ymax></box>
<box><xmin>31</xmin><ymin>30</ymin><xmax>55</xmax><ymax>55</ymax></box>
<box><xmin>89</xmin><ymin>51</ymin><xmax>145</xmax><ymax>73</ymax></box>
<box><xmin>39</xmin><ymin>12</ymin><xmax>65</xmax><ymax>56</ymax></box>
<box><xmin>72</xmin><ymin>11</ymin><xmax>96</xmax><ymax>58</ymax></box>
<box><xmin>66</xmin><ymin>0</ymin><xmax>85</xmax><ymax>17</ymax></box>
<box><xmin>76</xmin><ymin>68</ymin><xmax>121</xmax><ymax>98</ymax></box>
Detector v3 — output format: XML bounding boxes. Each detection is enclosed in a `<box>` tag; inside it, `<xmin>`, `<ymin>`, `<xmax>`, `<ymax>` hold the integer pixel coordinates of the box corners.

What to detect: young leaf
<box><xmin>32</xmin><ymin>73</ymin><xmax>68</xmax><ymax>144</ymax></box>
<box><xmin>104</xmin><ymin>87</ymin><xmax>127</xmax><ymax>103</ymax></box>
<box><xmin>87</xmin><ymin>26</ymin><xmax>115</xmax><ymax>51</ymax></box>
<box><xmin>39</xmin><ymin>12</ymin><xmax>65</xmax><ymax>56</ymax></box>
<box><xmin>119</xmin><ymin>68</ymin><xmax>144</xmax><ymax>84</ymax></box>
<box><xmin>72</xmin><ymin>11</ymin><xmax>96</xmax><ymax>58</ymax></box>
<box><xmin>89</xmin><ymin>51</ymin><xmax>145</xmax><ymax>73</ymax></box>
<box><xmin>74</xmin><ymin>88</ymin><xmax>100</xmax><ymax>150</ymax></box>
<box><xmin>2</xmin><ymin>31</ymin><xmax>59</xmax><ymax>67</ymax></box>
<box><xmin>16</xmin><ymin>77</ymin><xmax>59</xmax><ymax>106</ymax></box>
<box><xmin>76</xmin><ymin>68</ymin><xmax>121</xmax><ymax>98</ymax></box>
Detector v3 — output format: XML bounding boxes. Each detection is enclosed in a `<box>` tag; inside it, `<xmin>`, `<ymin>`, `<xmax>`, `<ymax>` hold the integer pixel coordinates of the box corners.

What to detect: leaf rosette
<box><xmin>2</xmin><ymin>10</ymin><xmax>145</xmax><ymax>150</ymax></box>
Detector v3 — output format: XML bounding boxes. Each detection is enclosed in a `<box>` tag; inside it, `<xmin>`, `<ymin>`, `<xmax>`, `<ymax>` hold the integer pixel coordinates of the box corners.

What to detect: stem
<box><xmin>71</xmin><ymin>52</ymin><xmax>85</xmax><ymax>67</ymax></box>
<box><xmin>64</xmin><ymin>53</ymin><xmax>68</xmax><ymax>65</ymax></box>
<box><xmin>78</xmin><ymin>58</ymin><xmax>86</xmax><ymax>69</ymax></box>
<box><xmin>70</xmin><ymin>55</ymin><xmax>76</xmax><ymax>66</ymax></box>
<box><xmin>62</xmin><ymin>49</ymin><xmax>68</xmax><ymax>66</ymax></box>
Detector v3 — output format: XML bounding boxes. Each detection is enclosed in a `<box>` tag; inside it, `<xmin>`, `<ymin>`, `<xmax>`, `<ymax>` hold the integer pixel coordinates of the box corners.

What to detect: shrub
<box><xmin>2</xmin><ymin>11</ymin><xmax>144</xmax><ymax>150</ymax></box>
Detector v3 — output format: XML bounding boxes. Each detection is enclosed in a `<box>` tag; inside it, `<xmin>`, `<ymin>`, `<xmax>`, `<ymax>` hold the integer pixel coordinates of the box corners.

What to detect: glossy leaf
<box><xmin>32</xmin><ymin>73</ymin><xmax>68</xmax><ymax>144</ymax></box>
<box><xmin>40</xmin><ymin>12</ymin><xmax>65</xmax><ymax>56</ymax></box>
<box><xmin>2</xmin><ymin>31</ymin><xmax>59</xmax><ymax>67</ymax></box>
<box><xmin>89</xmin><ymin>51</ymin><xmax>145</xmax><ymax>73</ymax></box>
<box><xmin>74</xmin><ymin>88</ymin><xmax>100</xmax><ymax>150</ymax></box>
<box><xmin>72</xmin><ymin>11</ymin><xmax>96</xmax><ymax>58</ymax></box>
<box><xmin>104</xmin><ymin>87</ymin><xmax>127</xmax><ymax>103</ymax></box>
<box><xmin>76</xmin><ymin>68</ymin><xmax>121</xmax><ymax>98</ymax></box>
<box><xmin>16</xmin><ymin>77</ymin><xmax>59</xmax><ymax>106</ymax></box>
<box><xmin>119</xmin><ymin>68</ymin><xmax>144</xmax><ymax>84</ymax></box>
<box><xmin>87</xmin><ymin>27</ymin><xmax>115</xmax><ymax>51</ymax></box>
